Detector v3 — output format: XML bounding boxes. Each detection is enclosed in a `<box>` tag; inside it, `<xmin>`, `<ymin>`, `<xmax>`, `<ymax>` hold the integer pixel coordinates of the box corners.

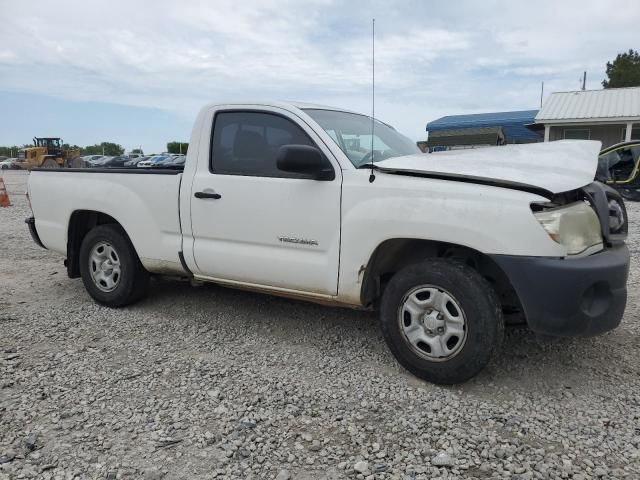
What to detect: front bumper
<box><xmin>491</xmin><ymin>245</ymin><xmax>629</xmax><ymax>337</ymax></box>
<box><xmin>25</xmin><ymin>216</ymin><xmax>46</xmax><ymax>249</ymax></box>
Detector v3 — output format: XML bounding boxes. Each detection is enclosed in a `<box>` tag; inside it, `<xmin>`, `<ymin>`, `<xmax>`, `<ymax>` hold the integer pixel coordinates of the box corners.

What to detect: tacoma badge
<box><xmin>278</xmin><ymin>236</ymin><xmax>319</xmax><ymax>246</ymax></box>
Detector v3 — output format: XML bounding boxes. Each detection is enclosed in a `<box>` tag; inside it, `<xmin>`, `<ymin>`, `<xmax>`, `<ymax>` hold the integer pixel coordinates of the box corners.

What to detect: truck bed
<box><xmin>28</xmin><ymin>168</ymin><xmax>185</xmax><ymax>275</ymax></box>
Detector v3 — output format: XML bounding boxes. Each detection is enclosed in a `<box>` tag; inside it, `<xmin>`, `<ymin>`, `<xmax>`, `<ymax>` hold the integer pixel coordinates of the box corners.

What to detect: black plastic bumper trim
<box><xmin>491</xmin><ymin>245</ymin><xmax>629</xmax><ymax>337</ymax></box>
<box><xmin>25</xmin><ymin>217</ymin><xmax>46</xmax><ymax>249</ymax></box>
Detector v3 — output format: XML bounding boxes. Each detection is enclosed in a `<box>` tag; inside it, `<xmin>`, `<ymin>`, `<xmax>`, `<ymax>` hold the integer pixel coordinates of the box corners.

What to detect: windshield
<box><xmin>303</xmin><ymin>109</ymin><xmax>419</xmax><ymax>167</ymax></box>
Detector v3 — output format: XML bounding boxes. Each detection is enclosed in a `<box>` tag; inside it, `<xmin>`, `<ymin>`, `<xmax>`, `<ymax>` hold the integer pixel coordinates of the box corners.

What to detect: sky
<box><xmin>1</xmin><ymin>0</ymin><xmax>639</xmax><ymax>153</ymax></box>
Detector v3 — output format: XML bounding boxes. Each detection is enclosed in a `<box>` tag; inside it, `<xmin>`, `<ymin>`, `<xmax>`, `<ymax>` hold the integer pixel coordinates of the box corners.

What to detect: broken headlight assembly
<box><xmin>533</xmin><ymin>201</ymin><xmax>603</xmax><ymax>255</ymax></box>
<box><xmin>607</xmin><ymin>198</ymin><xmax>626</xmax><ymax>234</ymax></box>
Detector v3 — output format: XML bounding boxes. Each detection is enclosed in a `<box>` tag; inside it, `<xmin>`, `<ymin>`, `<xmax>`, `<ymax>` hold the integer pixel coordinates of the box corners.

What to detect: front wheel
<box><xmin>64</xmin><ymin>156</ymin><xmax>86</xmax><ymax>168</ymax></box>
<box><xmin>380</xmin><ymin>258</ymin><xmax>504</xmax><ymax>384</ymax></box>
<box><xmin>79</xmin><ymin>224</ymin><xmax>149</xmax><ymax>307</ymax></box>
<box><xmin>40</xmin><ymin>158</ymin><xmax>58</xmax><ymax>168</ymax></box>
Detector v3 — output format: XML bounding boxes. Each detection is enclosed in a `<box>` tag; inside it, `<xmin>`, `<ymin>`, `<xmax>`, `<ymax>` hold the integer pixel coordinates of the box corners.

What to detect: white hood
<box><xmin>376</xmin><ymin>140</ymin><xmax>601</xmax><ymax>195</ymax></box>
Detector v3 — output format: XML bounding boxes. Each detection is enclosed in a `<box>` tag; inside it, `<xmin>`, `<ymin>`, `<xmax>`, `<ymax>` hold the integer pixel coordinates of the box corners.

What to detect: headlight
<box><xmin>534</xmin><ymin>201</ymin><xmax>602</xmax><ymax>255</ymax></box>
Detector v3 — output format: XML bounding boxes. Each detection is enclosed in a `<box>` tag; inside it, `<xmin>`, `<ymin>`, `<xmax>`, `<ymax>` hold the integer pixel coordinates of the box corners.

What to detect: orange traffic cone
<box><xmin>0</xmin><ymin>177</ymin><xmax>11</xmax><ymax>207</ymax></box>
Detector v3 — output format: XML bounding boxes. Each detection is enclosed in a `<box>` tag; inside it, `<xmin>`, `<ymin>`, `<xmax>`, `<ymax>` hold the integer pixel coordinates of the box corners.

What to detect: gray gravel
<box><xmin>1</xmin><ymin>170</ymin><xmax>639</xmax><ymax>479</ymax></box>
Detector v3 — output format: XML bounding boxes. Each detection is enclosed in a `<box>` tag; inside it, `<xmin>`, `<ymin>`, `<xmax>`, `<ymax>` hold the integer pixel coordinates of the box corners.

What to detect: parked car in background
<box><xmin>164</xmin><ymin>155</ymin><xmax>186</xmax><ymax>167</ymax></box>
<box><xmin>124</xmin><ymin>156</ymin><xmax>147</xmax><ymax>167</ymax></box>
<box><xmin>137</xmin><ymin>155</ymin><xmax>170</xmax><ymax>167</ymax></box>
<box><xmin>150</xmin><ymin>155</ymin><xmax>182</xmax><ymax>167</ymax></box>
<box><xmin>101</xmin><ymin>156</ymin><xmax>131</xmax><ymax>168</ymax></box>
<box><xmin>1</xmin><ymin>158</ymin><xmax>20</xmax><ymax>170</ymax></box>
<box><xmin>88</xmin><ymin>156</ymin><xmax>113</xmax><ymax>167</ymax></box>
<box><xmin>84</xmin><ymin>156</ymin><xmax>103</xmax><ymax>167</ymax></box>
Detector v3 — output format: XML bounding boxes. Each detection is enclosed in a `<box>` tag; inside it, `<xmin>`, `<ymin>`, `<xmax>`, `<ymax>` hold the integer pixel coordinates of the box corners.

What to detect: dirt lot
<box><xmin>1</xmin><ymin>170</ymin><xmax>639</xmax><ymax>480</ymax></box>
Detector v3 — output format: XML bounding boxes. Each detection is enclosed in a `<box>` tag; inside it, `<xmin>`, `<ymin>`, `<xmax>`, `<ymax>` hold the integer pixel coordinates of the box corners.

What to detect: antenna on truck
<box><xmin>369</xmin><ymin>18</ymin><xmax>376</xmax><ymax>183</ymax></box>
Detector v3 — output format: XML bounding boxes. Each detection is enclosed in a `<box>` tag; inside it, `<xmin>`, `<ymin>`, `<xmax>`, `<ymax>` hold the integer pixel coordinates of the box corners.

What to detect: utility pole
<box><xmin>582</xmin><ymin>71</ymin><xmax>586</xmax><ymax>90</ymax></box>
<box><xmin>540</xmin><ymin>81</ymin><xmax>544</xmax><ymax>108</ymax></box>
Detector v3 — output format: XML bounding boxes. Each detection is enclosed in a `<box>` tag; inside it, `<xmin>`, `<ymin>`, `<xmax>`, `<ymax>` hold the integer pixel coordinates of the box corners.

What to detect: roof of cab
<box><xmin>202</xmin><ymin>101</ymin><xmax>363</xmax><ymax>116</ymax></box>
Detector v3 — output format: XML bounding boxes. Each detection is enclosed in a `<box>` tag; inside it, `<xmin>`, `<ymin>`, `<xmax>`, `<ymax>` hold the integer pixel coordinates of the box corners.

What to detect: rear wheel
<box><xmin>380</xmin><ymin>258</ymin><xmax>504</xmax><ymax>384</ymax></box>
<box><xmin>40</xmin><ymin>158</ymin><xmax>58</xmax><ymax>168</ymax></box>
<box><xmin>79</xmin><ymin>225</ymin><xmax>149</xmax><ymax>307</ymax></box>
<box><xmin>64</xmin><ymin>156</ymin><xmax>86</xmax><ymax>168</ymax></box>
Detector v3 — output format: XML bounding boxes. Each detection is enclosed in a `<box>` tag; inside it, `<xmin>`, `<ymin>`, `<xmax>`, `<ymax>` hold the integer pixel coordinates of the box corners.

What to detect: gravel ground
<box><xmin>1</xmin><ymin>170</ymin><xmax>639</xmax><ymax>480</ymax></box>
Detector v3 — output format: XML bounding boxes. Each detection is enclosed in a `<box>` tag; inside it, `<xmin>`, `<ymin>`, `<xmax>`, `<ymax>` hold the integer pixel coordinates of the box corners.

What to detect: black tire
<box><xmin>41</xmin><ymin>158</ymin><xmax>58</xmax><ymax>168</ymax></box>
<box><xmin>380</xmin><ymin>258</ymin><xmax>503</xmax><ymax>385</ymax></box>
<box><xmin>79</xmin><ymin>224</ymin><xmax>149</xmax><ymax>307</ymax></box>
<box><xmin>64</xmin><ymin>156</ymin><xmax>86</xmax><ymax>168</ymax></box>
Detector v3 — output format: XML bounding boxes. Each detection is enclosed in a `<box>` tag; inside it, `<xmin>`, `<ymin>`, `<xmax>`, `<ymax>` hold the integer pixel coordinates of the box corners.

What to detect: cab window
<box><xmin>210</xmin><ymin>111</ymin><xmax>321</xmax><ymax>179</ymax></box>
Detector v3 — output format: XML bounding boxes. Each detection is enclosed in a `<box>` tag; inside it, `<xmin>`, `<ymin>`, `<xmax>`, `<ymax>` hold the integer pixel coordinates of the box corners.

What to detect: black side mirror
<box><xmin>276</xmin><ymin>145</ymin><xmax>335</xmax><ymax>181</ymax></box>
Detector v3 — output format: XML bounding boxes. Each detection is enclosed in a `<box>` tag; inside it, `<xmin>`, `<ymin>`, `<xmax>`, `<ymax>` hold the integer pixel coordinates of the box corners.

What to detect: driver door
<box><xmin>189</xmin><ymin>108</ymin><xmax>342</xmax><ymax>296</ymax></box>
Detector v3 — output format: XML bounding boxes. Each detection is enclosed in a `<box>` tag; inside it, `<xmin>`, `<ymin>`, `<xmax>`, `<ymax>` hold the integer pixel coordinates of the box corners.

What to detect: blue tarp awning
<box><xmin>427</xmin><ymin>110</ymin><xmax>541</xmax><ymax>142</ymax></box>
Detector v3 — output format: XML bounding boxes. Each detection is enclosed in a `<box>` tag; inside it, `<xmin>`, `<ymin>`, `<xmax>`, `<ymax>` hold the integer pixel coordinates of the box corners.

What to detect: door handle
<box><xmin>194</xmin><ymin>191</ymin><xmax>222</xmax><ymax>199</ymax></box>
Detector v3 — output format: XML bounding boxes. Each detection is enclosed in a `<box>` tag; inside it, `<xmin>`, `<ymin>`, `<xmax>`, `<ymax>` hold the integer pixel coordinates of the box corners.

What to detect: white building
<box><xmin>536</xmin><ymin>87</ymin><xmax>640</xmax><ymax>148</ymax></box>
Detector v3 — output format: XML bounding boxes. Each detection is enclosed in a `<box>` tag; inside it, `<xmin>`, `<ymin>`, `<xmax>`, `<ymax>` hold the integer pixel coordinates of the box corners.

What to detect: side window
<box><xmin>563</xmin><ymin>129</ymin><xmax>590</xmax><ymax>140</ymax></box>
<box><xmin>210</xmin><ymin>111</ymin><xmax>319</xmax><ymax>178</ymax></box>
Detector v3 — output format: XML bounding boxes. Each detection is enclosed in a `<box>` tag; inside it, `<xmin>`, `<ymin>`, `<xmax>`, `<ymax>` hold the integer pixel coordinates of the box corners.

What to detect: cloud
<box><xmin>1</xmin><ymin>0</ymin><xmax>639</xmax><ymax>144</ymax></box>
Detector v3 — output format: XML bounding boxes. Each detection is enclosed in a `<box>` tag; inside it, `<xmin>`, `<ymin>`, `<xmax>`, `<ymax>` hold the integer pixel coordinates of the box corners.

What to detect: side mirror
<box><xmin>276</xmin><ymin>145</ymin><xmax>335</xmax><ymax>181</ymax></box>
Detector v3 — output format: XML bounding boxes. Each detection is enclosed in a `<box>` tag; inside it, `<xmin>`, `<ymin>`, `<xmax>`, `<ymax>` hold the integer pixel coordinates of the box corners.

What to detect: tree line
<box><xmin>0</xmin><ymin>142</ymin><xmax>188</xmax><ymax>158</ymax></box>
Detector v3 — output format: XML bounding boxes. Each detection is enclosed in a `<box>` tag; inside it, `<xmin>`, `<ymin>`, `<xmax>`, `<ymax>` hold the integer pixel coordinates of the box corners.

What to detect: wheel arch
<box><xmin>360</xmin><ymin>238</ymin><xmax>523</xmax><ymax>321</ymax></box>
<box><xmin>66</xmin><ymin>210</ymin><xmax>133</xmax><ymax>278</ymax></box>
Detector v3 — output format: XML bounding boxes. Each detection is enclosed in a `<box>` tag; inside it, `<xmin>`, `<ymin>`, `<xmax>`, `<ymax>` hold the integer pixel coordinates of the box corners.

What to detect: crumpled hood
<box><xmin>375</xmin><ymin>140</ymin><xmax>602</xmax><ymax>195</ymax></box>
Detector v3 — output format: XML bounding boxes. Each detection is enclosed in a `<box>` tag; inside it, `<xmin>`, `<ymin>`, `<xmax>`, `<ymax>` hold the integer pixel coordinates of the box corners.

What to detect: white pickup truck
<box><xmin>26</xmin><ymin>102</ymin><xmax>630</xmax><ymax>384</ymax></box>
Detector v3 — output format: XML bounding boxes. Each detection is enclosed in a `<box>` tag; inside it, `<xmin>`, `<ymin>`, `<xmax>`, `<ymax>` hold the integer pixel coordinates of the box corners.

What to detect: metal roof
<box><xmin>426</xmin><ymin>110</ymin><xmax>540</xmax><ymax>141</ymax></box>
<box><xmin>536</xmin><ymin>87</ymin><xmax>640</xmax><ymax>122</ymax></box>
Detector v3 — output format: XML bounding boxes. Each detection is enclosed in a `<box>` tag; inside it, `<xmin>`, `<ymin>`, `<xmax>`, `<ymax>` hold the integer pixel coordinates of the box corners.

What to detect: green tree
<box><xmin>167</xmin><ymin>141</ymin><xmax>188</xmax><ymax>154</ymax></box>
<box><xmin>603</xmin><ymin>49</ymin><xmax>640</xmax><ymax>88</ymax></box>
<box><xmin>62</xmin><ymin>143</ymin><xmax>81</xmax><ymax>151</ymax></box>
<box><xmin>83</xmin><ymin>142</ymin><xmax>124</xmax><ymax>156</ymax></box>
<box><xmin>0</xmin><ymin>145</ymin><xmax>24</xmax><ymax>157</ymax></box>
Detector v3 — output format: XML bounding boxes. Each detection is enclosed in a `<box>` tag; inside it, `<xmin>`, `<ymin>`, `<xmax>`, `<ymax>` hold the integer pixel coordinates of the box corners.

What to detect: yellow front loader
<box><xmin>17</xmin><ymin>137</ymin><xmax>83</xmax><ymax>170</ymax></box>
